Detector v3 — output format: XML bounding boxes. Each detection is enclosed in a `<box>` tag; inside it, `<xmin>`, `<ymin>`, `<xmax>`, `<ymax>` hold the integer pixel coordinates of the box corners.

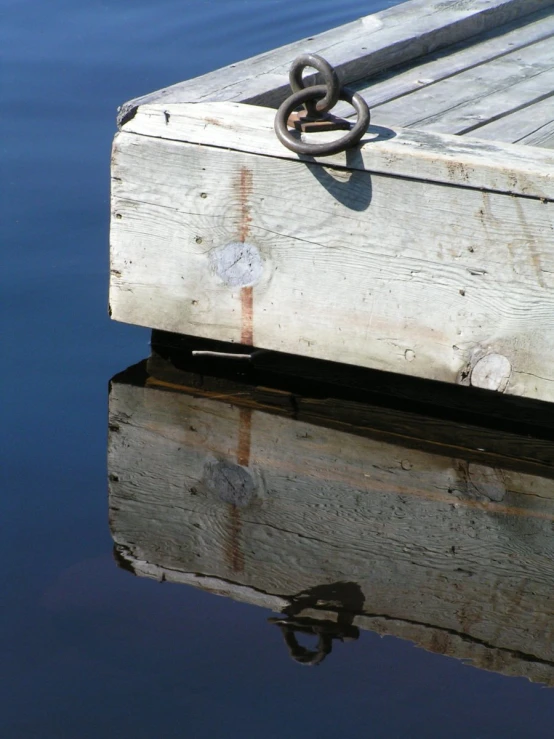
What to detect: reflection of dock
<box><xmin>109</xmin><ymin>350</ymin><xmax>554</xmax><ymax>682</ymax></box>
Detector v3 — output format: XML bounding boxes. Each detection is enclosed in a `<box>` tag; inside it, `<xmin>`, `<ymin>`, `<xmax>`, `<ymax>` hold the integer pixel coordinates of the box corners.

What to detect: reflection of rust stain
<box><xmin>458</xmin><ymin>603</ymin><xmax>482</xmax><ymax>634</ymax></box>
<box><xmin>429</xmin><ymin>630</ymin><xmax>451</xmax><ymax>655</ymax></box>
<box><xmin>225</xmin><ymin>505</ymin><xmax>244</xmax><ymax>573</ymax></box>
<box><xmin>241</xmin><ymin>286</ymin><xmax>254</xmax><ymax>345</ymax></box>
<box><xmin>238</xmin><ymin>167</ymin><xmax>253</xmax><ymax>242</ymax></box>
<box><xmin>225</xmin><ymin>404</ymin><xmax>252</xmax><ymax>573</ymax></box>
<box><xmin>237</xmin><ymin>407</ymin><xmax>252</xmax><ymax>467</ymax></box>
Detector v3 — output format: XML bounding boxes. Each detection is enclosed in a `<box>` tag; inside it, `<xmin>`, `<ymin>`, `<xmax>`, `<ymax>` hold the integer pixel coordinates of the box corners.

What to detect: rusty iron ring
<box><xmin>289</xmin><ymin>53</ymin><xmax>340</xmax><ymax>115</ymax></box>
<box><xmin>274</xmin><ymin>85</ymin><xmax>370</xmax><ymax>157</ymax></box>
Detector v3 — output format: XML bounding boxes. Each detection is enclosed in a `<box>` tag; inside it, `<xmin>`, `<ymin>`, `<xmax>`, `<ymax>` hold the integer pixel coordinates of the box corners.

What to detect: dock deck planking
<box><xmin>471</xmin><ymin>96</ymin><xmax>554</xmax><ymax>146</ymax></box>
<box><xmin>341</xmin><ymin>6</ymin><xmax>554</xmax><ymax>112</ymax></box>
<box><xmin>360</xmin><ymin>36</ymin><xmax>554</xmax><ymax>135</ymax></box>
<box><xmin>348</xmin><ymin>32</ymin><xmax>554</xmax><ymax>140</ymax></box>
<box><xmin>117</xmin><ymin>0</ymin><xmax>554</xmax><ymax>122</ymax></box>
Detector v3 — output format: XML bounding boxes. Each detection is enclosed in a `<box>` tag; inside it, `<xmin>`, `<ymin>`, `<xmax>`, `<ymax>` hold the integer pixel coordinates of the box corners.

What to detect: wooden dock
<box><xmin>110</xmin><ymin>0</ymin><xmax>554</xmax><ymax>404</ymax></box>
<box><xmin>108</xmin><ymin>353</ymin><xmax>554</xmax><ymax>683</ymax></box>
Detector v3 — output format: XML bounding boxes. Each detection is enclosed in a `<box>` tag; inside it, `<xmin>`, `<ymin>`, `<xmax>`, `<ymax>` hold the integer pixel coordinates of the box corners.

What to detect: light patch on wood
<box><xmin>470</xmin><ymin>353</ymin><xmax>512</xmax><ymax>392</ymax></box>
<box><xmin>203</xmin><ymin>458</ymin><xmax>255</xmax><ymax>507</ymax></box>
<box><xmin>208</xmin><ymin>241</ymin><xmax>263</xmax><ymax>287</ymax></box>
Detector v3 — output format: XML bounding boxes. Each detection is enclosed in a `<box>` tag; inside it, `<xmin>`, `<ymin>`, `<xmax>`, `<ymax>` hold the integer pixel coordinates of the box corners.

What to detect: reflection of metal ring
<box><xmin>289</xmin><ymin>53</ymin><xmax>340</xmax><ymax>114</ymax></box>
<box><xmin>275</xmin><ymin>85</ymin><xmax>370</xmax><ymax>157</ymax></box>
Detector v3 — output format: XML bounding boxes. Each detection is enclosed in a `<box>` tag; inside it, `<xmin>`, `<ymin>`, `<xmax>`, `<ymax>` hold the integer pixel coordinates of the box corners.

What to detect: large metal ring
<box><xmin>289</xmin><ymin>53</ymin><xmax>340</xmax><ymax>115</ymax></box>
<box><xmin>274</xmin><ymin>85</ymin><xmax>370</xmax><ymax>157</ymax></box>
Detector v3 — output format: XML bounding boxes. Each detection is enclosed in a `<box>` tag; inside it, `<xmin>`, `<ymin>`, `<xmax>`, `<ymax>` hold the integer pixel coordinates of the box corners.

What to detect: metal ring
<box><xmin>274</xmin><ymin>85</ymin><xmax>370</xmax><ymax>157</ymax></box>
<box><xmin>289</xmin><ymin>53</ymin><xmax>340</xmax><ymax>114</ymax></box>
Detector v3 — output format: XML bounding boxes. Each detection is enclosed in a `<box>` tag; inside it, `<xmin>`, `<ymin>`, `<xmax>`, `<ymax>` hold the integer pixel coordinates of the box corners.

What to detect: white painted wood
<box><xmin>108</xmin><ymin>378</ymin><xmax>554</xmax><ymax>683</ymax></box>
<box><xmin>117</xmin><ymin>0</ymin><xmax>553</xmax><ymax>123</ymax></box>
<box><xmin>111</xmin><ymin>105</ymin><xmax>554</xmax><ymax>402</ymax></box>
<box><xmin>343</xmin><ymin>7</ymin><xmax>554</xmax><ymax>114</ymax></box>
<box><xmin>466</xmin><ymin>95</ymin><xmax>554</xmax><ymax>144</ymax></box>
<box><xmin>120</xmin><ymin>102</ymin><xmax>554</xmax><ymax>199</ymax></box>
<box><xmin>366</xmin><ymin>35</ymin><xmax>554</xmax><ymax>133</ymax></box>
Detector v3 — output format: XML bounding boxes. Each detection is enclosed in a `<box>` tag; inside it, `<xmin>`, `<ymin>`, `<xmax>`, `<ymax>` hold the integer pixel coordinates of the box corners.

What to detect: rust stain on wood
<box><xmin>429</xmin><ymin>630</ymin><xmax>451</xmax><ymax>655</ymax></box>
<box><xmin>241</xmin><ymin>286</ymin><xmax>254</xmax><ymax>345</ymax></box>
<box><xmin>238</xmin><ymin>167</ymin><xmax>253</xmax><ymax>242</ymax></box>
<box><xmin>238</xmin><ymin>167</ymin><xmax>255</xmax><ymax>346</ymax></box>
<box><xmin>458</xmin><ymin>603</ymin><xmax>483</xmax><ymax>634</ymax></box>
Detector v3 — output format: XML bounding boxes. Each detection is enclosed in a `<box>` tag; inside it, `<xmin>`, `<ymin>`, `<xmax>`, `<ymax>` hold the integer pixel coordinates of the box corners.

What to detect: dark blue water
<box><xmin>3</xmin><ymin>1</ymin><xmax>554</xmax><ymax>736</ymax></box>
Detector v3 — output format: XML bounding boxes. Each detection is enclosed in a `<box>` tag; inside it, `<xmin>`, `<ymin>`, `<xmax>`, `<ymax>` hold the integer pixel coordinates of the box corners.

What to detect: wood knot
<box><xmin>209</xmin><ymin>242</ymin><xmax>264</xmax><ymax>287</ymax></box>
<box><xmin>203</xmin><ymin>459</ymin><xmax>255</xmax><ymax>507</ymax></box>
<box><xmin>469</xmin><ymin>353</ymin><xmax>511</xmax><ymax>392</ymax></box>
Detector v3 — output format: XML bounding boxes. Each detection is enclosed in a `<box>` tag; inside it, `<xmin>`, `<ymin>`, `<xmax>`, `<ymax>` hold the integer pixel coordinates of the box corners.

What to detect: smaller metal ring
<box><xmin>274</xmin><ymin>85</ymin><xmax>370</xmax><ymax>157</ymax></box>
<box><xmin>289</xmin><ymin>53</ymin><xmax>340</xmax><ymax>114</ymax></box>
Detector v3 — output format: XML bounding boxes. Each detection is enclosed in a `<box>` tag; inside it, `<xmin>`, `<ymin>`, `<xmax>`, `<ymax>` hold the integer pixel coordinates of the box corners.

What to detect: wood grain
<box><xmin>466</xmin><ymin>95</ymin><xmax>554</xmax><ymax>144</ymax></box>
<box><xmin>343</xmin><ymin>7</ymin><xmax>554</xmax><ymax>116</ymax></box>
<box><xmin>149</xmin><ymin>331</ymin><xmax>554</xmax><ymax>437</ymax></box>
<box><xmin>108</xmin><ymin>369</ymin><xmax>554</xmax><ymax>685</ymax></box>
<box><xmin>120</xmin><ymin>101</ymin><xmax>554</xmax><ymax>199</ymax></box>
<box><xmin>110</xmin><ymin>120</ymin><xmax>554</xmax><ymax>402</ymax></box>
<box><xmin>358</xmin><ymin>35</ymin><xmax>554</xmax><ymax>134</ymax></box>
<box><xmin>117</xmin><ymin>0</ymin><xmax>553</xmax><ymax>123</ymax></box>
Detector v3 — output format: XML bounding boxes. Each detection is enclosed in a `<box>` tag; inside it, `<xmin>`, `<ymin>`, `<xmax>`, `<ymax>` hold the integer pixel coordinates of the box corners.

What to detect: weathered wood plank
<box><xmin>120</xmin><ymin>554</ymin><xmax>554</xmax><ymax>684</ymax></box>
<box><xmin>365</xmin><ymin>35</ymin><xmax>554</xmax><ymax>133</ymax></box>
<box><xmin>116</xmin><ymin>557</ymin><xmax>554</xmax><ymax>685</ymax></box>
<box><xmin>120</xmin><ymin>102</ymin><xmax>554</xmax><ymax>199</ymax></box>
<box><xmin>343</xmin><ymin>7</ymin><xmax>554</xmax><ymax>114</ymax></box>
<box><xmin>108</xmin><ymin>369</ymin><xmax>554</xmax><ymax>684</ymax></box>
<box><xmin>144</xmin><ymin>351</ymin><xmax>554</xmax><ymax>471</ymax></box>
<box><xmin>520</xmin><ymin>118</ymin><xmax>554</xmax><ymax>148</ymax></box>
<box><xmin>117</xmin><ymin>0</ymin><xmax>553</xmax><ymax>123</ymax></box>
<box><xmin>111</xmin><ymin>118</ymin><xmax>554</xmax><ymax>402</ymax></box>
<box><xmin>410</xmin><ymin>68</ymin><xmax>554</xmax><ymax>136</ymax></box>
<box><xmin>150</xmin><ymin>329</ymin><xmax>554</xmax><ymax>435</ymax></box>
<box><xmin>466</xmin><ymin>95</ymin><xmax>554</xmax><ymax>144</ymax></box>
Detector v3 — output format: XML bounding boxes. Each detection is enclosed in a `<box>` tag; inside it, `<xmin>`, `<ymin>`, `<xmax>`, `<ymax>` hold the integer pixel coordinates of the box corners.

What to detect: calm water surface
<box><xmin>3</xmin><ymin>1</ymin><xmax>554</xmax><ymax>737</ymax></box>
